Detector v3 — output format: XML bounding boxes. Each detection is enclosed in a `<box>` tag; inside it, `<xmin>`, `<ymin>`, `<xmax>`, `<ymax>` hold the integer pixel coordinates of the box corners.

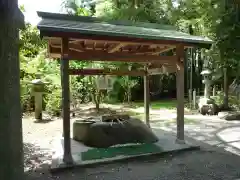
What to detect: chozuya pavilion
<box><xmin>37</xmin><ymin>11</ymin><xmax>212</xmax><ymax>169</ymax></box>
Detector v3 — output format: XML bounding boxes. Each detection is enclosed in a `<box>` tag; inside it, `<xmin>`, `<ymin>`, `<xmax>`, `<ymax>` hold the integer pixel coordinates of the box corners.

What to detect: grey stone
<box><xmin>72</xmin><ymin>115</ymin><xmax>158</xmax><ymax>148</ymax></box>
<box><xmin>218</xmin><ymin>111</ymin><xmax>240</xmax><ymax>120</ymax></box>
<box><xmin>198</xmin><ymin>97</ymin><xmax>219</xmax><ymax>115</ymax></box>
<box><xmin>101</xmin><ymin>114</ymin><xmax>130</xmax><ymax>122</ymax></box>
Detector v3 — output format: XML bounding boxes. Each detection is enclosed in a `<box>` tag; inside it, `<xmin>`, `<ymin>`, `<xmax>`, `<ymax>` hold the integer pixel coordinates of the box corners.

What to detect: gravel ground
<box><xmin>25</xmin><ymin>150</ymin><xmax>240</xmax><ymax>180</ymax></box>
<box><xmin>23</xmin><ymin>111</ymin><xmax>240</xmax><ymax>180</ymax></box>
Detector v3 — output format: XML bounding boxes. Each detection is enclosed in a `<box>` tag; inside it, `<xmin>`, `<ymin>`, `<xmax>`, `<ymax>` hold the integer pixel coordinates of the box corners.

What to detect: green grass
<box><xmin>131</xmin><ymin>99</ymin><xmax>176</xmax><ymax>109</ymax></box>
<box><xmin>110</xmin><ymin>99</ymin><xmax>177</xmax><ymax>109</ymax></box>
<box><xmin>125</xmin><ymin>110</ymin><xmax>142</xmax><ymax>116</ymax></box>
<box><xmin>151</xmin><ymin>100</ymin><xmax>176</xmax><ymax>109</ymax></box>
<box><xmin>81</xmin><ymin>143</ymin><xmax>162</xmax><ymax>161</ymax></box>
<box><xmin>163</xmin><ymin>118</ymin><xmax>197</xmax><ymax>126</ymax></box>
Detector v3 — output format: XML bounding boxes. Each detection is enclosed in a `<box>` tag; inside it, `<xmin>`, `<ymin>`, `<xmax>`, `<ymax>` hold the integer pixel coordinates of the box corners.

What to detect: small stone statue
<box><xmin>198</xmin><ymin>69</ymin><xmax>219</xmax><ymax>115</ymax></box>
<box><xmin>31</xmin><ymin>74</ymin><xmax>46</xmax><ymax>121</ymax></box>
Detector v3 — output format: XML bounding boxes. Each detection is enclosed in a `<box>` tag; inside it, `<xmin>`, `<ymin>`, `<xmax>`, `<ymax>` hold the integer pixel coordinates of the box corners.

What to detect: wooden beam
<box><xmin>108</xmin><ymin>43</ymin><xmax>126</xmax><ymax>53</ymax></box>
<box><xmin>69</xmin><ymin>68</ymin><xmax>146</xmax><ymax>76</ymax></box>
<box><xmin>69</xmin><ymin>47</ymin><xmax>84</xmax><ymax>52</ymax></box>
<box><xmin>176</xmin><ymin>44</ymin><xmax>185</xmax><ymax>144</ymax></box>
<box><xmin>151</xmin><ymin>46</ymin><xmax>175</xmax><ymax>55</ymax></box>
<box><xmin>71</xmin><ymin>51</ymin><xmax>177</xmax><ymax>64</ymax></box>
<box><xmin>41</xmin><ymin>31</ymin><xmax>196</xmax><ymax>48</ymax></box>
<box><xmin>49</xmin><ymin>40</ymin><xmax>191</xmax><ymax>54</ymax></box>
<box><xmin>54</xmin><ymin>42</ymin><xmax>86</xmax><ymax>52</ymax></box>
<box><xmin>50</xmin><ymin>44</ymin><xmax>61</xmax><ymax>48</ymax></box>
<box><xmin>50</xmin><ymin>48</ymin><xmax>177</xmax><ymax>64</ymax></box>
<box><xmin>61</xmin><ymin>37</ymin><xmax>73</xmax><ymax>164</ymax></box>
<box><xmin>69</xmin><ymin>43</ymin><xmax>175</xmax><ymax>55</ymax></box>
<box><xmin>49</xmin><ymin>53</ymin><xmax>61</xmax><ymax>58</ymax></box>
<box><xmin>69</xmin><ymin>39</ymin><xmax>83</xmax><ymax>44</ymax></box>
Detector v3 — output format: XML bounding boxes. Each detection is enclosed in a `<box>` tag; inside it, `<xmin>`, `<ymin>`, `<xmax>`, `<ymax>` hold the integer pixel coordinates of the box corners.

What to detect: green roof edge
<box><xmin>37</xmin><ymin>11</ymin><xmax>213</xmax><ymax>49</ymax></box>
<box><xmin>37</xmin><ymin>11</ymin><xmax>177</xmax><ymax>31</ymax></box>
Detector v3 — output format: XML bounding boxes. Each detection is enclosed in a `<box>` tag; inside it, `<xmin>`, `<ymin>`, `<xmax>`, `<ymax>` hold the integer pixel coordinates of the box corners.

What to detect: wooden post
<box><xmin>144</xmin><ymin>66</ymin><xmax>150</xmax><ymax>128</ymax></box>
<box><xmin>176</xmin><ymin>45</ymin><xmax>185</xmax><ymax>144</ymax></box>
<box><xmin>223</xmin><ymin>67</ymin><xmax>228</xmax><ymax>109</ymax></box>
<box><xmin>0</xmin><ymin>2</ymin><xmax>24</xmax><ymax>180</ymax></box>
<box><xmin>193</xmin><ymin>89</ymin><xmax>196</xmax><ymax>109</ymax></box>
<box><xmin>127</xmin><ymin>65</ymin><xmax>131</xmax><ymax>103</ymax></box>
<box><xmin>61</xmin><ymin>38</ymin><xmax>73</xmax><ymax>164</ymax></box>
<box><xmin>189</xmin><ymin>48</ymin><xmax>193</xmax><ymax>109</ymax></box>
<box><xmin>188</xmin><ymin>89</ymin><xmax>192</xmax><ymax>109</ymax></box>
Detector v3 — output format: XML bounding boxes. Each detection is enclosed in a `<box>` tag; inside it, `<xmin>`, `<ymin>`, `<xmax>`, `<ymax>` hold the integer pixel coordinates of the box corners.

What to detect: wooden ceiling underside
<box><xmin>49</xmin><ymin>37</ymin><xmax>175</xmax><ymax>55</ymax></box>
<box><xmin>47</xmin><ymin>37</ymin><xmax>180</xmax><ymax>66</ymax></box>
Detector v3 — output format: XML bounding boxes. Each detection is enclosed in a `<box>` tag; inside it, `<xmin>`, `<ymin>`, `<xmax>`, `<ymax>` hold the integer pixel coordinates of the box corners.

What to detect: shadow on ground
<box><xmin>33</xmin><ymin>119</ymin><xmax>54</xmax><ymax>124</ymax></box>
<box><xmin>153</xmin><ymin>119</ymin><xmax>240</xmax><ymax>155</ymax></box>
<box><xmin>24</xmin><ymin>143</ymin><xmax>52</xmax><ymax>172</ymax></box>
<box><xmin>24</xmin><ymin>129</ymin><xmax>240</xmax><ymax>180</ymax></box>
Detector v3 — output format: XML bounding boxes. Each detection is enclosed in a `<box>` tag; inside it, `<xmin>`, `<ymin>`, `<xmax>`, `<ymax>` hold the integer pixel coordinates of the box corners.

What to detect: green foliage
<box><xmin>118</xmin><ymin>76</ymin><xmax>138</xmax><ymax>102</ymax></box>
<box><xmin>19</xmin><ymin>23</ymin><xmax>46</xmax><ymax>58</ymax></box>
<box><xmin>213</xmin><ymin>91</ymin><xmax>240</xmax><ymax>110</ymax></box>
<box><xmin>20</xmin><ymin>50</ymin><xmax>62</xmax><ymax>113</ymax></box>
<box><xmin>45</xmin><ymin>88</ymin><xmax>62</xmax><ymax>116</ymax></box>
<box><xmin>173</xmin><ymin>0</ymin><xmax>240</xmax><ymax>108</ymax></box>
<box><xmin>95</xmin><ymin>0</ymin><xmax>172</xmax><ymax>24</ymax></box>
<box><xmin>62</xmin><ymin>0</ymin><xmax>92</xmax><ymax>15</ymax></box>
<box><xmin>19</xmin><ymin>0</ymin><xmax>240</xmax><ymax>114</ymax></box>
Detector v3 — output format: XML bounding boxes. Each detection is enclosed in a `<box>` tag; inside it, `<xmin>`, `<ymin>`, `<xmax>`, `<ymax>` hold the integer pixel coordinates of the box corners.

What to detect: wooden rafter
<box><xmin>93</xmin><ymin>42</ymin><xmax>97</xmax><ymax>50</ymax></box>
<box><xmin>48</xmin><ymin>39</ymin><xmax>191</xmax><ymax>56</ymax></box>
<box><xmin>69</xmin><ymin>39</ymin><xmax>81</xmax><ymax>44</ymax></box>
<box><xmin>69</xmin><ymin>47</ymin><xmax>83</xmax><ymax>52</ymax></box>
<box><xmin>67</xmin><ymin>42</ymin><xmax>85</xmax><ymax>52</ymax></box>
<box><xmin>124</xmin><ymin>46</ymin><xmax>172</xmax><ymax>54</ymax></box>
<box><xmin>108</xmin><ymin>43</ymin><xmax>126</xmax><ymax>53</ymax></box>
<box><xmin>151</xmin><ymin>46</ymin><xmax>175</xmax><ymax>55</ymax></box>
<box><xmin>69</xmin><ymin>68</ymin><xmax>146</xmax><ymax>76</ymax></box>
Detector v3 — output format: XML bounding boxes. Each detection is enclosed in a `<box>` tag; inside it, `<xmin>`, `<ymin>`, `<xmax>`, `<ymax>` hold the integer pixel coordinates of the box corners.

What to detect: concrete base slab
<box><xmin>51</xmin><ymin>129</ymin><xmax>198</xmax><ymax>171</ymax></box>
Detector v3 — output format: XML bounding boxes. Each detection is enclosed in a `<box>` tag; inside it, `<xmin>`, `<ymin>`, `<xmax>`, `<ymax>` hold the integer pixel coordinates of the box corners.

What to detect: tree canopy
<box><xmin>18</xmin><ymin>0</ymin><xmax>240</xmax><ymax>113</ymax></box>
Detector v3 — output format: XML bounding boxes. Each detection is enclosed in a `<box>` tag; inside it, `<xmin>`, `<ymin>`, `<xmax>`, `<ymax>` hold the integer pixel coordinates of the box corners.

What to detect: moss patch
<box><xmin>81</xmin><ymin>143</ymin><xmax>162</xmax><ymax>161</ymax></box>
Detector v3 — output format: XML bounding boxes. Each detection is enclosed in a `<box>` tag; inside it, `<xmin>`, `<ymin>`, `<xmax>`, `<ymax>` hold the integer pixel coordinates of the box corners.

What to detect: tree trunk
<box><xmin>127</xmin><ymin>78</ymin><xmax>131</xmax><ymax>103</ymax></box>
<box><xmin>127</xmin><ymin>65</ymin><xmax>132</xmax><ymax>103</ymax></box>
<box><xmin>127</xmin><ymin>88</ymin><xmax>131</xmax><ymax>103</ymax></box>
<box><xmin>92</xmin><ymin>90</ymin><xmax>100</xmax><ymax>112</ymax></box>
<box><xmin>223</xmin><ymin>67</ymin><xmax>229</xmax><ymax>109</ymax></box>
<box><xmin>95</xmin><ymin>91</ymin><xmax>101</xmax><ymax>112</ymax></box>
<box><xmin>115</xmin><ymin>0</ymin><xmax>120</xmax><ymax>8</ymax></box>
<box><xmin>0</xmin><ymin>2</ymin><xmax>24</xmax><ymax>179</ymax></box>
<box><xmin>213</xmin><ymin>85</ymin><xmax>216</xmax><ymax>96</ymax></box>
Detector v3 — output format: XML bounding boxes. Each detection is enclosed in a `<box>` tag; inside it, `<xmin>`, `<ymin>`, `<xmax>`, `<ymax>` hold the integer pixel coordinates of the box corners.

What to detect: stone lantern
<box><xmin>198</xmin><ymin>69</ymin><xmax>219</xmax><ymax>115</ymax></box>
<box><xmin>31</xmin><ymin>74</ymin><xmax>46</xmax><ymax>121</ymax></box>
<box><xmin>200</xmin><ymin>69</ymin><xmax>212</xmax><ymax>98</ymax></box>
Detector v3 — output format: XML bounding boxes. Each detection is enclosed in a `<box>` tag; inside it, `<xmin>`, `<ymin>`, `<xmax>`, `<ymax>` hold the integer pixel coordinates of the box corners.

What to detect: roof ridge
<box><xmin>37</xmin><ymin>11</ymin><xmax>176</xmax><ymax>30</ymax></box>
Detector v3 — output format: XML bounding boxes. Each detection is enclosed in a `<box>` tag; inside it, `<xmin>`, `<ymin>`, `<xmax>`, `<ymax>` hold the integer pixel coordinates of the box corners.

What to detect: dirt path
<box><xmin>23</xmin><ymin>107</ymin><xmax>240</xmax><ymax>179</ymax></box>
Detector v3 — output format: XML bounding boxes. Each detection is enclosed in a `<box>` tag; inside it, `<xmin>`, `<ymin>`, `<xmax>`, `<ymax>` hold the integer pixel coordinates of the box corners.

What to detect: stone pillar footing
<box><xmin>176</xmin><ymin>139</ymin><xmax>185</xmax><ymax>144</ymax></box>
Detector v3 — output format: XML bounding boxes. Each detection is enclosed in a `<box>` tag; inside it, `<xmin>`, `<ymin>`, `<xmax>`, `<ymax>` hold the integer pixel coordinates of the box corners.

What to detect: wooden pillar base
<box><xmin>176</xmin><ymin>138</ymin><xmax>185</xmax><ymax>144</ymax></box>
<box><xmin>63</xmin><ymin>153</ymin><xmax>74</xmax><ymax>165</ymax></box>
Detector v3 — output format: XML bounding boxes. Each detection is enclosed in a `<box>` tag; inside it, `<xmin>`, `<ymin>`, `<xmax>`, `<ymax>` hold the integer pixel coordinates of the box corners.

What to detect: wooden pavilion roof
<box><xmin>37</xmin><ymin>11</ymin><xmax>213</xmax><ymax>71</ymax></box>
